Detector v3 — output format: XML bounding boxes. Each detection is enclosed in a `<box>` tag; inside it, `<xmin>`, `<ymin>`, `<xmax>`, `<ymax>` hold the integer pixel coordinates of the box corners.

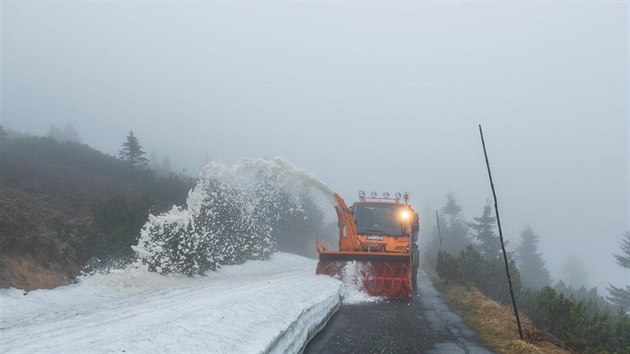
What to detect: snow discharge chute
<box><xmin>316</xmin><ymin>192</ymin><xmax>420</xmax><ymax>300</ymax></box>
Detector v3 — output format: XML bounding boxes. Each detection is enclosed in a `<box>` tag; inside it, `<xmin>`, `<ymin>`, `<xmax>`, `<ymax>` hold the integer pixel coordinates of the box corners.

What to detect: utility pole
<box><xmin>478</xmin><ymin>124</ymin><xmax>524</xmax><ymax>340</ymax></box>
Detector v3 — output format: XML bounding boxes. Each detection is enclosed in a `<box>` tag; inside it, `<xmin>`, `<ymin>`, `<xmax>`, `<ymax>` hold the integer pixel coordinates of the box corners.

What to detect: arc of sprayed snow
<box><xmin>182</xmin><ymin>157</ymin><xmax>339</xmax><ymax>227</ymax></box>
<box><xmin>134</xmin><ymin>157</ymin><xmax>340</xmax><ymax>268</ymax></box>
<box><xmin>198</xmin><ymin>157</ymin><xmax>337</xmax><ymax>205</ymax></box>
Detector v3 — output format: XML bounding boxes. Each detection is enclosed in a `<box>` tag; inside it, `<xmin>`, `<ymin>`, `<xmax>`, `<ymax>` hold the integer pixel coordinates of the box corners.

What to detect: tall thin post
<box><xmin>435</xmin><ymin>210</ymin><xmax>444</xmax><ymax>255</ymax></box>
<box><xmin>478</xmin><ymin>124</ymin><xmax>524</xmax><ymax>340</ymax></box>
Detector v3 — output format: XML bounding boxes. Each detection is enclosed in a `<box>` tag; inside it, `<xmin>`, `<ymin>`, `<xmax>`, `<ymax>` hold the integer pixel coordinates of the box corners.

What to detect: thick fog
<box><xmin>2</xmin><ymin>2</ymin><xmax>628</xmax><ymax>290</ymax></box>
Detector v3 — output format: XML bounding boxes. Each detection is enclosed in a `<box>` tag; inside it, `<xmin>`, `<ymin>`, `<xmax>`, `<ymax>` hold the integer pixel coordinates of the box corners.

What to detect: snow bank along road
<box><xmin>0</xmin><ymin>253</ymin><xmax>341</xmax><ymax>353</ymax></box>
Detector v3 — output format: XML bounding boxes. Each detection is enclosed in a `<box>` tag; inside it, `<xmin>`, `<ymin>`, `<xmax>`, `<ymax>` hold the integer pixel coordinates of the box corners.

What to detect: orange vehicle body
<box><xmin>316</xmin><ymin>193</ymin><xmax>420</xmax><ymax>300</ymax></box>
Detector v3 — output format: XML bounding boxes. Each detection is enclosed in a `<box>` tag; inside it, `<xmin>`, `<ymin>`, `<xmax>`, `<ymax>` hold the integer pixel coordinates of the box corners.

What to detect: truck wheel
<box><xmin>412</xmin><ymin>267</ymin><xmax>418</xmax><ymax>292</ymax></box>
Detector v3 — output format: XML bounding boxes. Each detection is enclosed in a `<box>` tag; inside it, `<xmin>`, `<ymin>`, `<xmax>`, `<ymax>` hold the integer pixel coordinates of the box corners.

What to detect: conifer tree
<box><xmin>516</xmin><ymin>225</ymin><xmax>551</xmax><ymax>290</ymax></box>
<box><xmin>606</xmin><ymin>284</ymin><xmax>630</xmax><ymax>311</ymax></box>
<box><xmin>439</xmin><ymin>193</ymin><xmax>469</xmax><ymax>255</ymax></box>
<box><xmin>63</xmin><ymin>123</ymin><xmax>81</xmax><ymax>143</ymax></box>
<box><xmin>467</xmin><ymin>204</ymin><xmax>501</xmax><ymax>258</ymax></box>
<box><xmin>613</xmin><ymin>230</ymin><xmax>630</xmax><ymax>268</ymax></box>
<box><xmin>607</xmin><ymin>231</ymin><xmax>630</xmax><ymax>311</ymax></box>
<box><xmin>118</xmin><ymin>131</ymin><xmax>148</xmax><ymax>177</ymax></box>
<box><xmin>48</xmin><ymin>123</ymin><xmax>81</xmax><ymax>143</ymax></box>
<box><xmin>48</xmin><ymin>125</ymin><xmax>64</xmax><ymax>141</ymax></box>
<box><xmin>161</xmin><ymin>155</ymin><xmax>173</xmax><ymax>174</ymax></box>
<box><xmin>442</xmin><ymin>192</ymin><xmax>461</xmax><ymax>227</ymax></box>
<box><xmin>562</xmin><ymin>254</ymin><xmax>588</xmax><ymax>289</ymax></box>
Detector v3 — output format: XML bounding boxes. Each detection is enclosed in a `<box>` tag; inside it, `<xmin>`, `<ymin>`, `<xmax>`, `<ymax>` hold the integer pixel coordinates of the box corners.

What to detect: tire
<box><xmin>412</xmin><ymin>266</ymin><xmax>418</xmax><ymax>292</ymax></box>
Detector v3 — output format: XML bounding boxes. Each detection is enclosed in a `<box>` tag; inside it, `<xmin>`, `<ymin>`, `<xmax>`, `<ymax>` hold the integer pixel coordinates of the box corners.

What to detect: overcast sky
<box><xmin>2</xmin><ymin>1</ymin><xmax>628</xmax><ymax>290</ymax></box>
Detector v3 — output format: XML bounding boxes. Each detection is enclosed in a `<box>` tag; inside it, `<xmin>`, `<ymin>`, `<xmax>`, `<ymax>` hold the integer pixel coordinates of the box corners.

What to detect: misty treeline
<box><xmin>47</xmin><ymin>124</ymin><xmax>177</xmax><ymax>179</ymax></box>
<box><xmin>0</xmin><ymin>127</ymin><xmax>194</xmax><ymax>284</ymax></box>
<box><xmin>48</xmin><ymin>123</ymin><xmax>81</xmax><ymax>144</ymax></box>
<box><xmin>427</xmin><ymin>193</ymin><xmax>629</xmax><ymax>352</ymax></box>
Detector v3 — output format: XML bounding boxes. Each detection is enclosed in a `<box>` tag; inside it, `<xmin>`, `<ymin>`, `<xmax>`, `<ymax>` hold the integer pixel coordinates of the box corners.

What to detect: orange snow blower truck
<box><xmin>316</xmin><ymin>191</ymin><xmax>420</xmax><ymax>300</ymax></box>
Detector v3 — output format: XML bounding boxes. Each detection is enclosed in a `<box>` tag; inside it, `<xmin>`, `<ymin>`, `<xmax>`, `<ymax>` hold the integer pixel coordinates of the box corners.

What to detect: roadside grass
<box><xmin>427</xmin><ymin>270</ymin><xmax>569</xmax><ymax>354</ymax></box>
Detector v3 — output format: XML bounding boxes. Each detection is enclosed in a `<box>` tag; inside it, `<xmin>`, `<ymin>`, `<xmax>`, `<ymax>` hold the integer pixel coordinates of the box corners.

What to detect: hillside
<box><xmin>0</xmin><ymin>136</ymin><xmax>194</xmax><ymax>290</ymax></box>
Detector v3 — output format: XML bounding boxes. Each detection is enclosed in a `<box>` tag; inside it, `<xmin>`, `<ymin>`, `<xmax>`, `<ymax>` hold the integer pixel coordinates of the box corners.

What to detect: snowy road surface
<box><xmin>0</xmin><ymin>253</ymin><xmax>341</xmax><ymax>353</ymax></box>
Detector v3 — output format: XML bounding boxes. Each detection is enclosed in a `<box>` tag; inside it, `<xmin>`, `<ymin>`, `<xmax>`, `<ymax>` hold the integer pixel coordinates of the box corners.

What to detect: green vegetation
<box><xmin>0</xmin><ymin>132</ymin><xmax>194</xmax><ymax>288</ymax></box>
<box><xmin>438</xmin><ymin>247</ymin><xmax>630</xmax><ymax>352</ymax></box>
<box><xmin>434</xmin><ymin>278</ymin><xmax>569</xmax><ymax>354</ymax></box>
<box><xmin>429</xmin><ymin>192</ymin><xmax>630</xmax><ymax>352</ymax></box>
<box><xmin>467</xmin><ymin>204</ymin><xmax>501</xmax><ymax>258</ymax></box>
<box><xmin>48</xmin><ymin>123</ymin><xmax>81</xmax><ymax>143</ymax></box>
<box><xmin>423</xmin><ymin>192</ymin><xmax>469</xmax><ymax>266</ymax></box>
<box><xmin>0</xmin><ymin>130</ymin><xmax>335</xmax><ymax>287</ymax></box>
<box><xmin>516</xmin><ymin>226</ymin><xmax>551</xmax><ymax>290</ymax></box>
<box><xmin>438</xmin><ymin>245</ymin><xmax>522</xmax><ymax>304</ymax></box>
<box><xmin>118</xmin><ymin>130</ymin><xmax>148</xmax><ymax>182</ymax></box>
<box><xmin>520</xmin><ymin>287</ymin><xmax>630</xmax><ymax>352</ymax></box>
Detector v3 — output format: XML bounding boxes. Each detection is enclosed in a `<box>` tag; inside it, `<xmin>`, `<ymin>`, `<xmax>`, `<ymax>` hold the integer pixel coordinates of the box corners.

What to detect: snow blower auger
<box><xmin>316</xmin><ymin>192</ymin><xmax>420</xmax><ymax>300</ymax></box>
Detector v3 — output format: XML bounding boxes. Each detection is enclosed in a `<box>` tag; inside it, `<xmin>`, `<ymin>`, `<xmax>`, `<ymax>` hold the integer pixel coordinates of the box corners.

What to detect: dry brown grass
<box><xmin>436</xmin><ymin>280</ymin><xmax>570</xmax><ymax>354</ymax></box>
<box><xmin>0</xmin><ymin>255</ymin><xmax>71</xmax><ymax>290</ymax></box>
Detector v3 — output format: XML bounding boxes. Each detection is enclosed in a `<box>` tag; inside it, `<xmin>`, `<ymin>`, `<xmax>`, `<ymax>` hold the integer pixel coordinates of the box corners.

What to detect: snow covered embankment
<box><xmin>0</xmin><ymin>253</ymin><xmax>341</xmax><ymax>353</ymax></box>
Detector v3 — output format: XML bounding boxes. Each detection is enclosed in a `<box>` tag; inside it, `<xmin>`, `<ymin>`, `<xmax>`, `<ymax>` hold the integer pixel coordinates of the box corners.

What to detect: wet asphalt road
<box><xmin>304</xmin><ymin>270</ymin><xmax>492</xmax><ymax>354</ymax></box>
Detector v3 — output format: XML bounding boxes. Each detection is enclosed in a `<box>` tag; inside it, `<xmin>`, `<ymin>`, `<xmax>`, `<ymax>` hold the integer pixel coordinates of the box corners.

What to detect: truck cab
<box><xmin>351</xmin><ymin>201</ymin><xmax>419</xmax><ymax>253</ymax></box>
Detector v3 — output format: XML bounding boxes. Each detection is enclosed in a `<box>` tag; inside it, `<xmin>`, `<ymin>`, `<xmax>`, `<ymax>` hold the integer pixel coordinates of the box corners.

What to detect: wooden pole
<box><xmin>478</xmin><ymin>124</ymin><xmax>524</xmax><ymax>340</ymax></box>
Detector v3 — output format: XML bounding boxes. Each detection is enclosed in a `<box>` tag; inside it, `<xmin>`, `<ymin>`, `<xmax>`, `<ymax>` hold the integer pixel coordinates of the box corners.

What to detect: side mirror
<box><xmin>412</xmin><ymin>213</ymin><xmax>419</xmax><ymax>232</ymax></box>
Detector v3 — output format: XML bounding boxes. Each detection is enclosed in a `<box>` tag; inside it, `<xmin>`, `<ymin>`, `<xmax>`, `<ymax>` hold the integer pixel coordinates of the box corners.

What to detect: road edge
<box><xmin>264</xmin><ymin>289</ymin><xmax>341</xmax><ymax>354</ymax></box>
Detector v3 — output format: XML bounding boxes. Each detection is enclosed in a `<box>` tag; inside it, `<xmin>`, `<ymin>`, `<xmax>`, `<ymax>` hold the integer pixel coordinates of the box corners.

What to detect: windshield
<box><xmin>353</xmin><ymin>203</ymin><xmax>409</xmax><ymax>237</ymax></box>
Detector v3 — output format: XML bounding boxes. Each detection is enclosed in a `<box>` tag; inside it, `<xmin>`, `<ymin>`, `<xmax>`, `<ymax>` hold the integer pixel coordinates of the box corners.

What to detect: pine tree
<box><xmin>442</xmin><ymin>192</ymin><xmax>461</xmax><ymax>227</ymax></box>
<box><xmin>467</xmin><ymin>204</ymin><xmax>501</xmax><ymax>258</ymax></box>
<box><xmin>607</xmin><ymin>231</ymin><xmax>630</xmax><ymax>312</ymax></box>
<box><xmin>48</xmin><ymin>123</ymin><xmax>81</xmax><ymax>142</ymax></box>
<box><xmin>613</xmin><ymin>230</ymin><xmax>630</xmax><ymax>268</ymax></box>
<box><xmin>440</xmin><ymin>193</ymin><xmax>470</xmax><ymax>256</ymax></box>
<box><xmin>63</xmin><ymin>123</ymin><xmax>81</xmax><ymax>143</ymax></box>
<box><xmin>149</xmin><ymin>150</ymin><xmax>160</xmax><ymax>170</ymax></box>
<box><xmin>118</xmin><ymin>131</ymin><xmax>148</xmax><ymax>178</ymax></box>
<box><xmin>516</xmin><ymin>225</ymin><xmax>551</xmax><ymax>290</ymax></box>
<box><xmin>562</xmin><ymin>254</ymin><xmax>588</xmax><ymax>289</ymax></box>
<box><xmin>161</xmin><ymin>155</ymin><xmax>173</xmax><ymax>174</ymax></box>
<box><xmin>606</xmin><ymin>284</ymin><xmax>630</xmax><ymax>311</ymax></box>
<box><xmin>48</xmin><ymin>125</ymin><xmax>64</xmax><ymax>141</ymax></box>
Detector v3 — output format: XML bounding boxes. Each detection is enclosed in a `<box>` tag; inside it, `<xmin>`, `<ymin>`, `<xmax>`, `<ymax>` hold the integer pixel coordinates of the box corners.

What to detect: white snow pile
<box><xmin>133</xmin><ymin>157</ymin><xmax>336</xmax><ymax>276</ymax></box>
<box><xmin>337</xmin><ymin>262</ymin><xmax>384</xmax><ymax>305</ymax></box>
<box><xmin>0</xmin><ymin>253</ymin><xmax>343</xmax><ymax>354</ymax></box>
